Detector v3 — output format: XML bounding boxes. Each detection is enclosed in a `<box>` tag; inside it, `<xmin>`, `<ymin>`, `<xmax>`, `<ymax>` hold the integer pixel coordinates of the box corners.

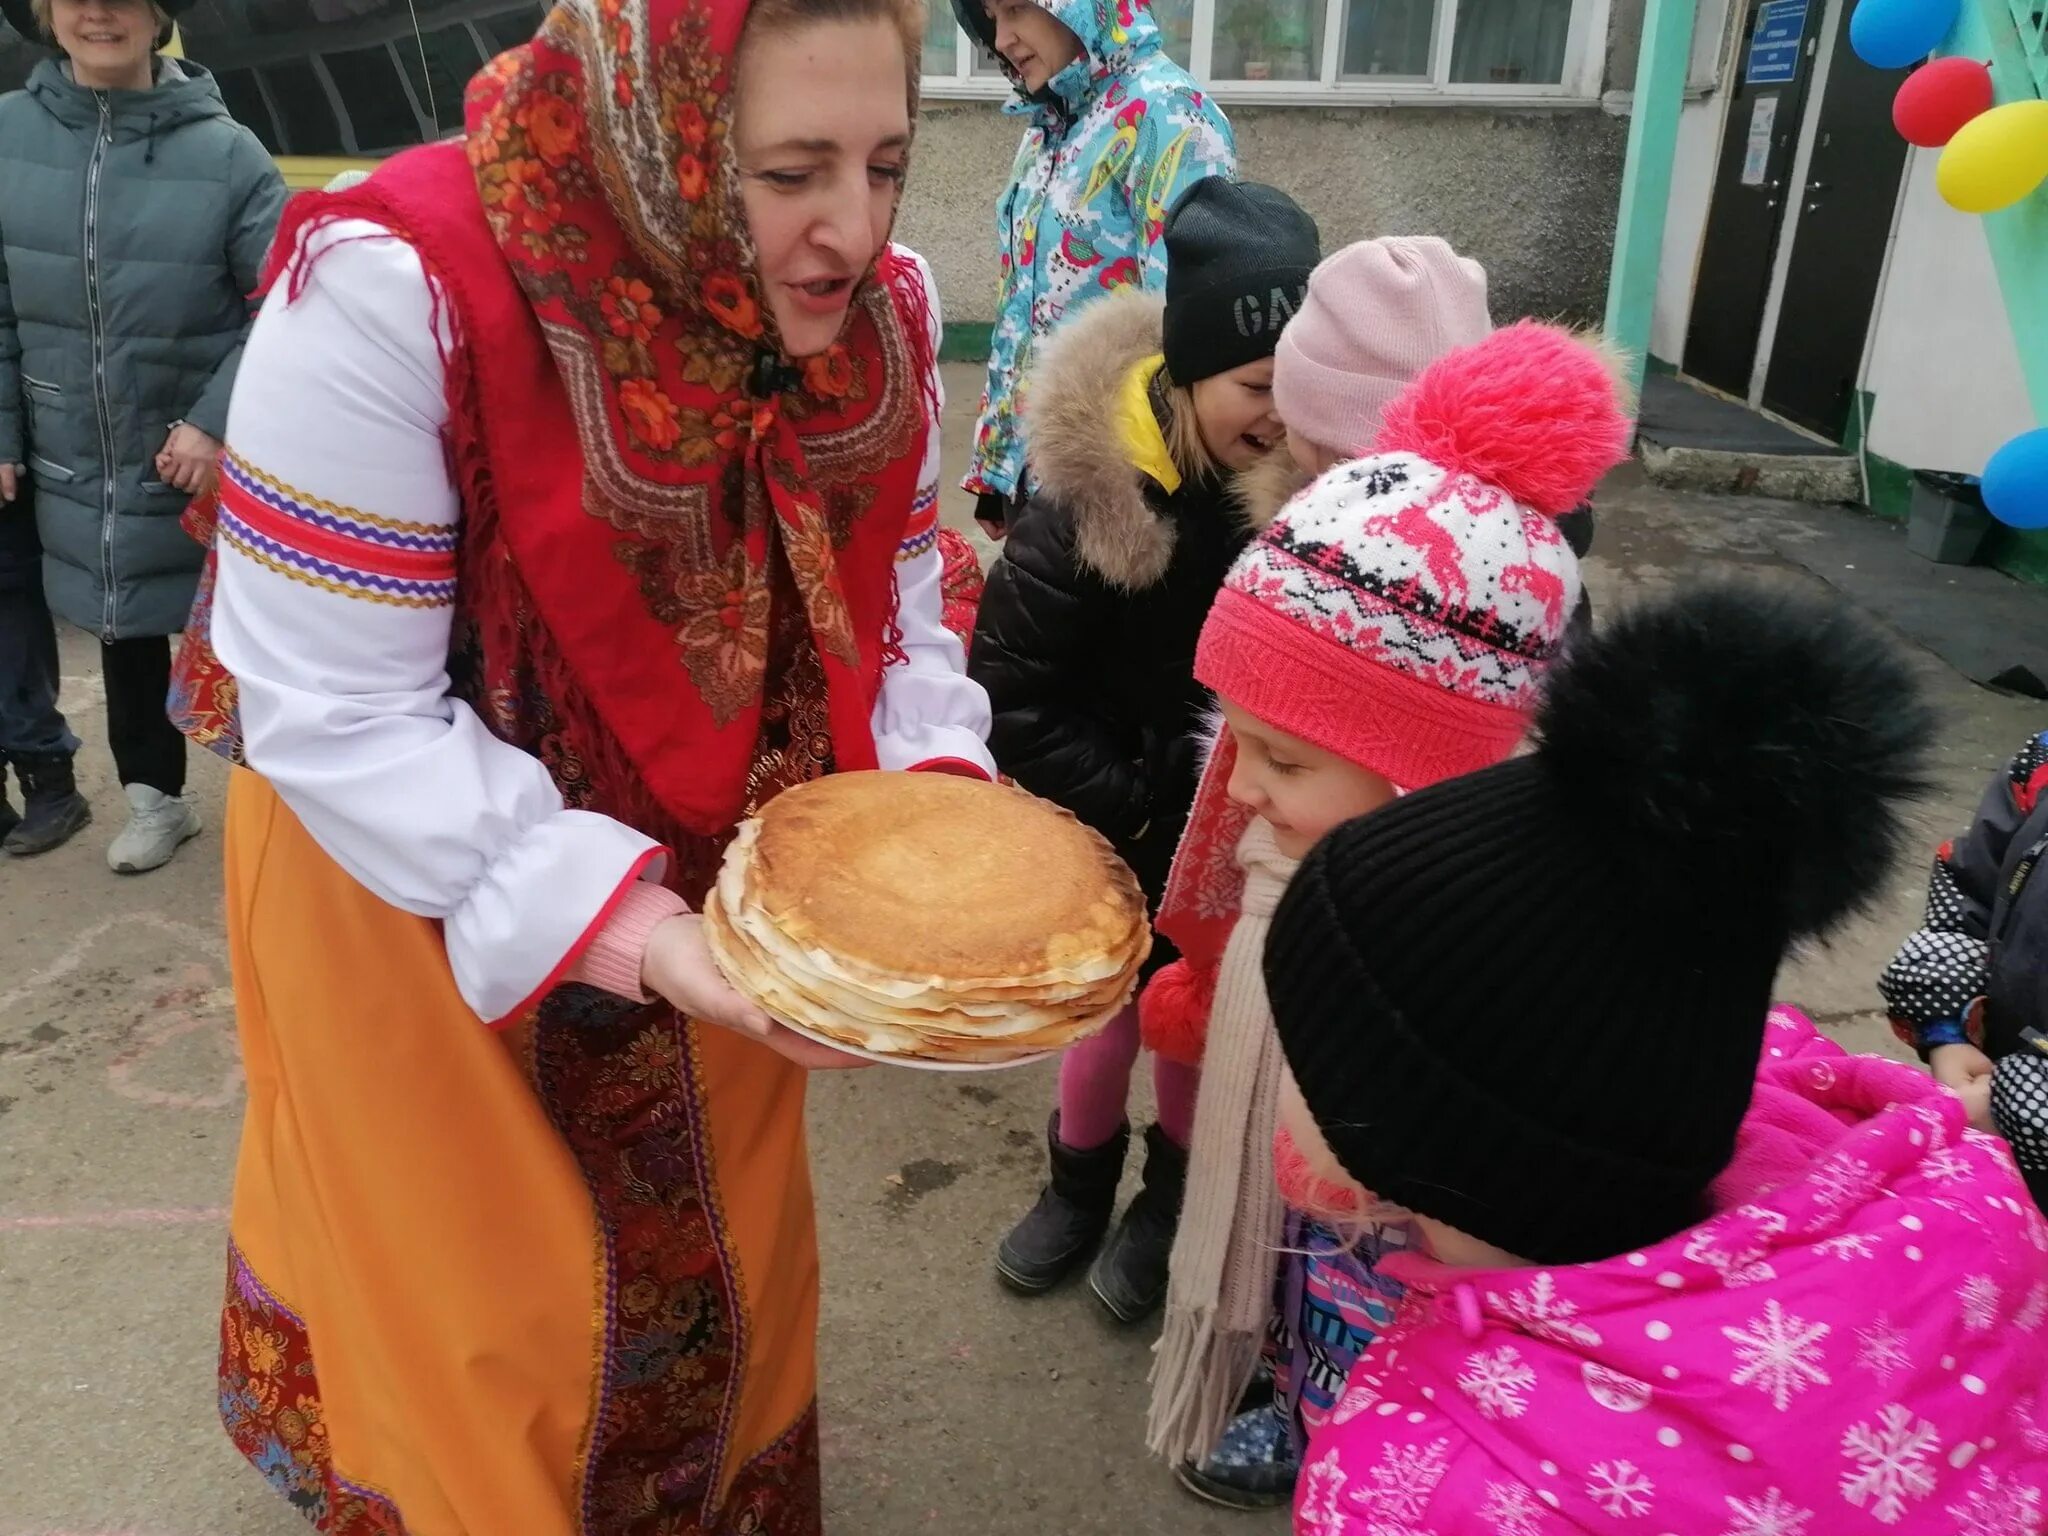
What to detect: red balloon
<box><xmin>1892</xmin><ymin>57</ymin><xmax>1995</xmax><ymax>148</ymax></box>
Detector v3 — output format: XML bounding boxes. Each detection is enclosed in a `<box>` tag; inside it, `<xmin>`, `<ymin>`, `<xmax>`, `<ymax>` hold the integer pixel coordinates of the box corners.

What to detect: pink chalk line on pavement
<box><xmin>0</xmin><ymin>1205</ymin><xmax>227</xmax><ymax>1232</ymax></box>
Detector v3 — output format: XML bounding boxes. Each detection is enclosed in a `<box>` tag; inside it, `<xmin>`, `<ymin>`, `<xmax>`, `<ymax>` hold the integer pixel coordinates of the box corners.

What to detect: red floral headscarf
<box><xmin>463</xmin><ymin>0</ymin><xmax>934</xmax><ymax>831</ymax></box>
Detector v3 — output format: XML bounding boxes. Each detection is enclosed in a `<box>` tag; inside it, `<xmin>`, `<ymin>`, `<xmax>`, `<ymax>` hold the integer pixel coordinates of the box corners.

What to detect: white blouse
<box><xmin>210</xmin><ymin>224</ymin><xmax>992</xmax><ymax>1023</ymax></box>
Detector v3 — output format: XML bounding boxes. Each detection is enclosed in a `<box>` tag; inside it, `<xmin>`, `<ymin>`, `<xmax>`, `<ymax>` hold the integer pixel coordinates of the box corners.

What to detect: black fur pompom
<box><xmin>1536</xmin><ymin>581</ymin><xmax>1935</xmax><ymax>940</ymax></box>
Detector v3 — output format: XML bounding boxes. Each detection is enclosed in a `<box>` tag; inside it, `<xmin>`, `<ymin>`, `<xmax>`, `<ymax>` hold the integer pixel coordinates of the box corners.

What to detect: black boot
<box><xmin>0</xmin><ymin>763</ymin><xmax>17</xmax><ymax>844</ymax></box>
<box><xmin>1089</xmin><ymin>1122</ymin><xmax>1187</xmax><ymax>1324</ymax></box>
<box><xmin>4</xmin><ymin>751</ymin><xmax>91</xmax><ymax>857</ymax></box>
<box><xmin>996</xmin><ymin>1112</ymin><xmax>1128</xmax><ymax>1295</ymax></box>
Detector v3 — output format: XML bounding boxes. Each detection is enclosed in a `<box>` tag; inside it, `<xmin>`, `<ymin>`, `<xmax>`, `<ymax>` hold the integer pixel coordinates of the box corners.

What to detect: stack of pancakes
<box><xmin>705</xmin><ymin>772</ymin><xmax>1151</xmax><ymax>1066</ymax></box>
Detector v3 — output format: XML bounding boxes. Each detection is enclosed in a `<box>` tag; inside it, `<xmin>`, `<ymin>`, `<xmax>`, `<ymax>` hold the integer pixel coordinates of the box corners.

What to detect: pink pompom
<box><xmin>1373</xmin><ymin>320</ymin><xmax>1633</xmax><ymax>518</ymax></box>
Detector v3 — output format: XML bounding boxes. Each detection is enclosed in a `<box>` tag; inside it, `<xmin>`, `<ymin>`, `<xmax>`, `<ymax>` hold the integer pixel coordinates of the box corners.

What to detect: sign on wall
<box><xmin>1745</xmin><ymin>0</ymin><xmax>1808</xmax><ymax>84</ymax></box>
<box><xmin>1741</xmin><ymin>95</ymin><xmax>1780</xmax><ymax>184</ymax></box>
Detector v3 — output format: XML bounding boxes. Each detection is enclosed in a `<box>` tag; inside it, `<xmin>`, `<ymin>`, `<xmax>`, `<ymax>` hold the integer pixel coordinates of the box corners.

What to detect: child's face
<box><xmin>1280</xmin><ymin>1070</ymin><xmax>1531</xmax><ymax>1270</ymax></box>
<box><xmin>1221</xmin><ymin>698</ymin><xmax>1398</xmax><ymax>860</ymax></box>
<box><xmin>1192</xmin><ymin>358</ymin><xmax>1284</xmax><ymax>471</ymax></box>
<box><xmin>1278</xmin><ymin>1069</ymin><xmax>1368</xmax><ymax>1214</ymax></box>
<box><xmin>1287</xmin><ymin>432</ymin><xmax>1343</xmax><ymax>478</ymax></box>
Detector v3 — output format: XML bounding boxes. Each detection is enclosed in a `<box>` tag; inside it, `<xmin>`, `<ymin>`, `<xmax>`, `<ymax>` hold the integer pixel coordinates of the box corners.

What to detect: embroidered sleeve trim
<box><xmin>217</xmin><ymin>450</ymin><xmax>458</xmax><ymax>609</ymax></box>
<box><xmin>896</xmin><ymin>487</ymin><xmax>940</xmax><ymax>563</ymax></box>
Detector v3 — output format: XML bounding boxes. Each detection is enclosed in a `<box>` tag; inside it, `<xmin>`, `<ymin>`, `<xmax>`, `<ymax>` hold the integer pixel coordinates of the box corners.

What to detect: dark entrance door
<box><xmin>1761</xmin><ymin>6</ymin><xmax>1912</xmax><ymax>439</ymax></box>
<box><xmin>1683</xmin><ymin>0</ymin><xmax>1819</xmax><ymax>399</ymax></box>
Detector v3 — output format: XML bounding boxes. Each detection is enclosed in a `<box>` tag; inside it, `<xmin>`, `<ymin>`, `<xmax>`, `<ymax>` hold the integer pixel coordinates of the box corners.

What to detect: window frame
<box><xmin>918</xmin><ymin>0</ymin><xmax>1612</xmax><ymax>106</ymax></box>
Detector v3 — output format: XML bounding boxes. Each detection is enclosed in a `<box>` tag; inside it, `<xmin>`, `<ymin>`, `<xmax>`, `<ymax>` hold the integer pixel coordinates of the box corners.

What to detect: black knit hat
<box><xmin>1262</xmin><ymin>581</ymin><xmax>1934</xmax><ymax>1266</ymax></box>
<box><xmin>1162</xmin><ymin>179</ymin><xmax>1321</xmax><ymax>385</ymax></box>
<box><xmin>1</xmin><ymin>0</ymin><xmax>194</xmax><ymax>45</ymax></box>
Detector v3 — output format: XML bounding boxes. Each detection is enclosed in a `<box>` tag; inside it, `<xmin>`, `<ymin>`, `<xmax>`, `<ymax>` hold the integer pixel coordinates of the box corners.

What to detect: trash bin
<box><xmin>1906</xmin><ymin>469</ymin><xmax>1993</xmax><ymax>566</ymax></box>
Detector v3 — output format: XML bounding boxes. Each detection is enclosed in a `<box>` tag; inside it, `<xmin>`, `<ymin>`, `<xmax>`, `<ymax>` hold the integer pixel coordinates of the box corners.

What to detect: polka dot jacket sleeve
<box><xmin>1879</xmin><ymin>730</ymin><xmax>2048</xmax><ymax>1057</ymax></box>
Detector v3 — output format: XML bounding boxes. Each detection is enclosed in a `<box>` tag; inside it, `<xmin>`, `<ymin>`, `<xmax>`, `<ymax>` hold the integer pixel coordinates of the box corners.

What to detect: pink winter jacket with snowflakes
<box><xmin>1299</xmin><ymin>1009</ymin><xmax>2048</xmax><ymax>1536</ymax></box>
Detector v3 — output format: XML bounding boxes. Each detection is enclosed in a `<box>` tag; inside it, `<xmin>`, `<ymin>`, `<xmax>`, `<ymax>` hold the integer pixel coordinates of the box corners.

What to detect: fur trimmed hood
<box><xmin>1024</xmin><ymin>288</ymin><xmax>1179</xmax><ymax>589</ymax></box>
<box><xmin>1230</xmin><ymin>451</ymin><xmax>1310</xmax><ymax>535</ymax></box>
<box><xmin>1025</xmin><ymin>288</ymin><xmax>1293</xmax><ymax>589</ymax></box>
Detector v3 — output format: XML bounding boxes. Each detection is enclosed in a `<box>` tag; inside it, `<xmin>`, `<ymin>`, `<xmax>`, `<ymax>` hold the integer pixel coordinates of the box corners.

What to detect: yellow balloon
<box><xmin>1938</xmin><ymin>99</ymin><xmax>2048</xmax><ymax>214</ymax></box>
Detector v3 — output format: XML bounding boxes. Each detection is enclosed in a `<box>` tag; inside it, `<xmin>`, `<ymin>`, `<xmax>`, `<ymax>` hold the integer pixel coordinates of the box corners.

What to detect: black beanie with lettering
<box><xmin>1162</xmin><ymin>179</ymin><xmax>1321</xmax><ymax>385</ymax></box>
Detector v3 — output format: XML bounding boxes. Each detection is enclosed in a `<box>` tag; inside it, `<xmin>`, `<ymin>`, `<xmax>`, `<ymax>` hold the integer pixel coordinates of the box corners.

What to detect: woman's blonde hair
<box><xmin>1158</xmin><ymin>376</ymin><xmax>1224</xmax><ymax>482</ymax></box>
<box><xmin>31</xmin><ymin>0</ymin><xmax>174</xmax><ymax>42</ymax></box>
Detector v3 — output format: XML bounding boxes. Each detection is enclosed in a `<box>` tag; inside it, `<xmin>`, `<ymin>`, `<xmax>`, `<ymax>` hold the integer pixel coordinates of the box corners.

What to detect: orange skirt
<box><xmin>216</xmin><ymin>771</ymin><xmax>821</xmax><ymax>1535</ymax></box>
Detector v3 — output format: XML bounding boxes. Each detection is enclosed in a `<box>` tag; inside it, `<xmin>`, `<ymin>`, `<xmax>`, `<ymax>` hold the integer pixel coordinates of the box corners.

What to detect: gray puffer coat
<box><xmin>0</xmin><ymin>56</ymin><xmax>285</xmax><ymax>639</ymax></box>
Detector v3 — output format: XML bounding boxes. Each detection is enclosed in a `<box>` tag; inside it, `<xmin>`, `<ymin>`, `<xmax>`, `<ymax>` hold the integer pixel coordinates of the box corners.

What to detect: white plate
<box><xmin>766</xmin><ymin>1011</ymin><xmax>1059</xmax><ymax>1073</ymax></box>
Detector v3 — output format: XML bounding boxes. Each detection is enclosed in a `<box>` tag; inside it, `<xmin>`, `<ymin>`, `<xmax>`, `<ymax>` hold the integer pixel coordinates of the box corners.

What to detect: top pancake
<box><xmin>744</xmin><ymin>772</ymin><xmax>1149</xmax><ymax>987</ymax></box>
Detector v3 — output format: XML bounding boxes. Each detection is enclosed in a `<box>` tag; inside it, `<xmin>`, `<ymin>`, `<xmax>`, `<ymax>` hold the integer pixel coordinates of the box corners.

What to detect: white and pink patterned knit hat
<box><xmin>1196</xmin><ymin>320</ymin><xmax>1631</xmax><ymax>790</ymax></box>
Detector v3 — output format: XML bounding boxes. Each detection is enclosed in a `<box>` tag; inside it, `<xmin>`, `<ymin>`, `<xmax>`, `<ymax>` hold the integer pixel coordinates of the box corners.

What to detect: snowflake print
<box><xmin>1298</xmin><ymin>1449</ymin><xmax>1349</xmax><ymax>1532</ymax></box>
<box><xmin>2014</xmin><ymin>1395</ymin><xmax>2048</xmax><ymax>1454</ymax></box>
<box><xmin>1487</xmin><ymin>1272</ymin><xmax>1603</xmax><ymax>1346</ymax></box>
<box><xmin>1478</xmin><ymin>1481</ymin><xmax>1549</xmax><ymax>1536</ymax></box>
<box><xmin>1684</xmin><ymin>1207</ymin><xmax>1787</xmax><ymax>1287</ymax></box>
<box><xmin>1807</xmin><ymin>1151</ymin><xmax>1879</xmax><ymax>1216</ymax></box>
<box><xmin>1947</xmin><ymin>1467</ymin><xmax>2046</xmax><ymax>1536</ymax></box>
<box><xmin>1457</xmin><ymin>1345</ymin><xmax>1537</xmax><ymax>1420</ymax></box>
<box><xmin>1815</xmin><ymin>1232</ymin><xmax>1879</xmax><ymax>1261</ymax></box>
<box><xmin>1360</xmin><ymin>1438</ymin><xmax>1452</xmax><ymax>1525</ymax></box>
<box><xmin>1330</xmin><ymin>1372</ymin><xmax>1384</xmax><ymax>1426</ymax></box>
<box><xmin>1853</xmin><ymin>1316</ymin><xmax>1912</xmax><ymax>1382</ymax></box>
<box><xmin>1959</xmin><ymin>1274</ymin><xmax>2002</xmax><ymax>1333</ymax></box>
<box><xmin>1725</xmin><ymin>1299</ymin><xmax>1832</xmax><ymax>1411</ymax></box>
<box><xmin>1586</xmin><ymin>1460</ymin><xmax>1655</xmax><ymax>1519</ymax></box>
<box><xmin>2017</xmin><ymin>1281</ymin><xmax>2048</xmax><ymax>1334</ymax></box>
<box><xmin>1839</xmin><ymin>1402</ymin><xmax>1941</xmax><ymax>1525</ymax></box>
<box><xmin>1918</xmin><ymin>1145</ymin><xmax>1974</xmax><ymax>1184</ymax></box>
<box><xmin>1720</xmin><ymin>1487</ymin><xmax>1814</xmax><ymax>1536</ymax></box>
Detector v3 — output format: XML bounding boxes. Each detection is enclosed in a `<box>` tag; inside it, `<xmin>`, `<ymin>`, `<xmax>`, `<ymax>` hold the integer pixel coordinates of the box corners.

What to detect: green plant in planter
<box><xmin>1222</xmin><ymin>2</ymin><xmax>1281</xmax><ymax>74</ymax></box>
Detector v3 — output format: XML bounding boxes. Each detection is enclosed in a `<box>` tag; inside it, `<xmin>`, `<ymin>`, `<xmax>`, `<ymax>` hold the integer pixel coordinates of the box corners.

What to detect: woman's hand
<box><xmin>157</xmin><ymin>423</ymin><xmax>224</xmax><ymax>496</ymax></box>
<box><xmin>640</xmin><ymin>913</ymin><xmax>872</xmax><ymax>1070</ymax></box>
<box><xmin>1</xmin><ymin>463</ymin><xmax>20</xmax><ymax>504</ymax></box>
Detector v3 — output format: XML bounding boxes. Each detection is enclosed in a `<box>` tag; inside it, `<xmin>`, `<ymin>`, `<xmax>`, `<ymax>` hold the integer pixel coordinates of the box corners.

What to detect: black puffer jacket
<box><xmin>970</xmin><ymin>291</ymin><xmax>1275</xmax><ymax>953</ymax></box>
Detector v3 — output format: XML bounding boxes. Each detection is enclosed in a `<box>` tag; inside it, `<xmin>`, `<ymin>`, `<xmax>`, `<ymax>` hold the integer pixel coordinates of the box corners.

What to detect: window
<box><xmin>1447</xmin><ymin>0</ymin><xmax>1571</xmax><ymax>84</ymax></box>
<box><xmin>476</xmin><ymin>6</ymin><xmax>545</xmax><ymax>56</ymax></box>
<box><xmin>214</xmin><ymin>66</ymin><xmax>283</xmax><ymax>152</ymax></box>
<box><xmin>922</xmin><ymin>1</ymin><xmax>959</xmax><ymax>76</ymax></box>
<box><xmin>921</xmin><ymin>0</ymin><xmax>1596</xmax><ymax>100</ymax></box>
<box><xmin>320</xmin><ymin>43</ymin><xmax>426</xmax><ymax>152</ymax></box>
<box><xmin>263</xmin><ymin>57</ymin><xmax>345</xmax><ymax>155</ymax></box>
<box><xmin>1213</xmin><ymin>0</ymin><xmax>1323</xmax><ymax>80</ymax></box>
<box><xmin>400</xmin><ymin>23</ymin><xmax>488</xmax><ymax>133</ymax></box>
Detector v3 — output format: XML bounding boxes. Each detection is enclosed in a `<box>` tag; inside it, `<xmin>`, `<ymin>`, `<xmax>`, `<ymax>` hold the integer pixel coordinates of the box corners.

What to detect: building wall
<box><xmin>1862</xmin><ymin>152</ymin><xmax>2032</xmax><ymax>478</ymax></box>
<box><xmin>895</xmin><ymin>101</ymin><xmax>1633</xmax><ymax>337</ymax></box>
<box><xmin>1647</xmin><ymin>94</ymin><xmax>1725</xmax><ymax>365</ymax></box>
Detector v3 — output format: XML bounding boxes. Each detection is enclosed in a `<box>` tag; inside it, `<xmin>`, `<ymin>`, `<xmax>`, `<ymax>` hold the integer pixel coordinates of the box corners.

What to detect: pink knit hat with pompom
<box><xmin>1197</xmin><ymin>321</ymin><xmax>1629</xmax><ymax>792</ymax></box>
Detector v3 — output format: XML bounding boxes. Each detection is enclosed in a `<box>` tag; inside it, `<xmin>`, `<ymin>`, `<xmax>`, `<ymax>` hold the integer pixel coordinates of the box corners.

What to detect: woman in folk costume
<box><xmin>181</xmin><ymin>0</ymin><xmax>995</xmax><ymax>1528</ymax></box>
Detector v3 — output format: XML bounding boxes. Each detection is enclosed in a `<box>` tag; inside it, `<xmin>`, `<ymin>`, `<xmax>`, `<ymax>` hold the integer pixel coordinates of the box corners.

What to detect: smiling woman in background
<box><xmin>950</xmin><ymin>0</ymin><xmax>1234</xmax><ymax>538</ymax></box>
<box><xmin>0</xmin><ymin>0</ymin><xmax>282</xmax><ymax>869</ymax></box>
<box><xmin>169</xmin><ymin>0</ymin><xmax>994</xmax><ymax>1528</ymax></box>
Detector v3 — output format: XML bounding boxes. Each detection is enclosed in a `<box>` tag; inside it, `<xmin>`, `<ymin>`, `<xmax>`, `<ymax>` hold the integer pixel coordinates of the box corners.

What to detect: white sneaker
<box><xmin>107</xmin><ymin>783</ymin><xmax>202</xmax><ymax>874</ymax></box>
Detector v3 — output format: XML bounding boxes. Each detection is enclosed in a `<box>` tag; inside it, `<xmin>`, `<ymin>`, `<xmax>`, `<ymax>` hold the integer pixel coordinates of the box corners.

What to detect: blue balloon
<box><xmin>1850</xmin><ymin>0</ymin><xmax>1960</xmax><ymax>69</ymax></box>
<box><xmin>1984</xmin><ymin>429</ymin><xmax>2048</xmax><ymax>531</ymax></box>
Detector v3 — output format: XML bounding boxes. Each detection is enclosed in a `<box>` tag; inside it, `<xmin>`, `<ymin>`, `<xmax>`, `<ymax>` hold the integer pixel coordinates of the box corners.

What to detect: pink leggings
<box><xmin>1058</xmin><ymin>1002</ymin><xmax>1200</xmax><ymax>1151</ymax></box>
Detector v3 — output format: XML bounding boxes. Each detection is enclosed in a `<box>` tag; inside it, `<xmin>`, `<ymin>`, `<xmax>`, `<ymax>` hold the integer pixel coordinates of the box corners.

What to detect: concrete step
<box><xmin>1638</xmin><ymin>439</ymin><xmax>1863</xmax><ymax>502</ymax></box>
<box><xmin>1635</xmin><ymin>373</ymin><xmax>1860</xmax><ymax>504</ymax></box>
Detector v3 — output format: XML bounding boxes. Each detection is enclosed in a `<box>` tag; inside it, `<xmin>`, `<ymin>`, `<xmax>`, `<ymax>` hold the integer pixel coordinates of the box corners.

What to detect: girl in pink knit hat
<box><xmin>1143</xmin><ymin>318</ymin><xmax>1630</xmax><ymax>1510</ymax></box>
